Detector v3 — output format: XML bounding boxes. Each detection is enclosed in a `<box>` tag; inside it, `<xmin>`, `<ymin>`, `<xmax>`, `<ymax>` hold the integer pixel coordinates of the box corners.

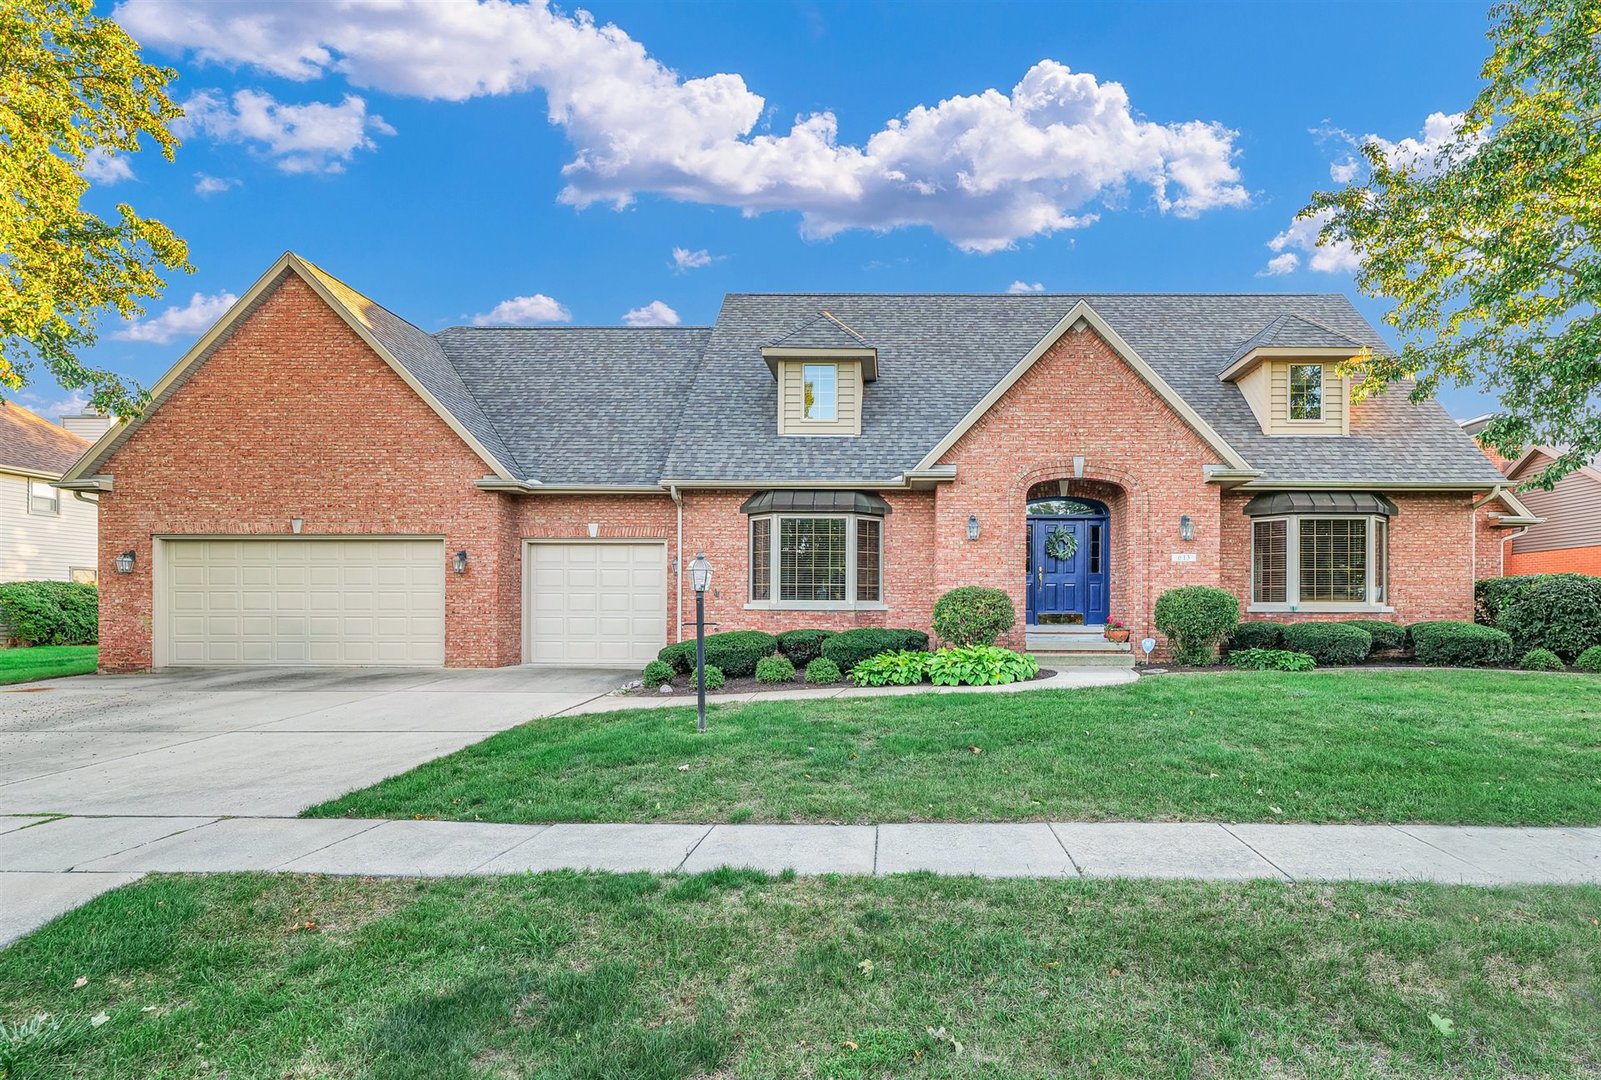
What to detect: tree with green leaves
<box><xmin>1305</xmin><ymin>0</ymin><xmax>1601</xmax><ymax>485</ymax></box>
<box><xmin>1</xmin><ymin>0</ymin><xmax>189</xmax><ymax>418</ymax></box>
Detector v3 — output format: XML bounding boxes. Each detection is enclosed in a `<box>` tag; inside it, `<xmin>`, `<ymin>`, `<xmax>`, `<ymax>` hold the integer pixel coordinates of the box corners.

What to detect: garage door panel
<box><xmin>163</xmin><ymin>539</ymin><xmax>445</xmax><ymax>667</ymax></box>
<box><xmin>526</xmin><ymin>542</ymin><xmax>666</xmax><ymax>666</ymax></box>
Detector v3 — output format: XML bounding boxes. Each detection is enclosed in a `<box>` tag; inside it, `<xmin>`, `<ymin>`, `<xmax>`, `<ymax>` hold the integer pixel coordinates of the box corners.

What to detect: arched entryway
<box><xmin>1025</xmin><ymin>496</ymin><xmax>1111</xmax><ymax>627</ymax></box>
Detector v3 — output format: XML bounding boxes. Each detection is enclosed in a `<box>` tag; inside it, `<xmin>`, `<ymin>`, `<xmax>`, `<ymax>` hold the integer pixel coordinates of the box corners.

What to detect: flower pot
<box><xmin>1104</xmin><ymin>628</ymin><xmax>1130</xmax><ymax>643</ymax></box>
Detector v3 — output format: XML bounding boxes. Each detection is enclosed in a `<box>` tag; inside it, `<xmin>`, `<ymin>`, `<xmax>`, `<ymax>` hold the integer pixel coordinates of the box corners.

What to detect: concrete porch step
<box><xmin>1024</xmin><ymin>634</ymin><xmax>1132</xmax><ymax>653</ymax></box>
<box><xmin>1030</xmin><ymin>651</ymin><xmax>1137</xmax><ymax>670</ymax></box>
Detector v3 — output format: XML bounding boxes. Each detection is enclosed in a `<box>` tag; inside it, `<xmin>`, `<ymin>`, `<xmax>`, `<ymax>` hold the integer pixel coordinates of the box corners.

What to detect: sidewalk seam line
<box><xmin>675</xmin><ymin>825</ymin><xmax>715</xmax><ymax>873</ymax></box>
<box><xmin>1387</xmin><ymin>824</ymin><xmax>1497</xmax><ymax>880</ymax></box>
<box><xmin>1219</xmin><ymin>823</ymin><xmax>1295</xmax><ymax>882</ymax></box>
<box><xmin>872</xmin><ymin>825</ymin><xmax>880</xmax><ymax>876</ymax></box>
<box><xmin>1046</xmin><ymin>823</ymin><xmax>1084</xmax><ymax>876</ymax></box>
<box><xmin>266</xmin><ymin>819</ymin><xmax>390</xmax><ymax>871</ymax></box>
<box><xmin>465</xmin><ymin>824</ymin><xmax>554</xmax><ymax>874</ymax></box>
<box><xmin>59</xmin><ymin>816</ymin><xmax>217</xmax><ymax>873</ymax></box>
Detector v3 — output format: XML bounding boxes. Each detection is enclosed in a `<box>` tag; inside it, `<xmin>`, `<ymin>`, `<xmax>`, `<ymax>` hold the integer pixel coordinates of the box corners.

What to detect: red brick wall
<box><xmin>1507</xmin><ymin>543</ymin><xmax>1601</xmax><ymax>575</ymax></box>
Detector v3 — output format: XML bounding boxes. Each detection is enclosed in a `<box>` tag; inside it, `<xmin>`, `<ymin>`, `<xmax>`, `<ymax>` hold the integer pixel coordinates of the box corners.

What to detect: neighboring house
<box><xmin>1463</xmin><ymin>427</ymin><xmax>1600</xmax><ymax>577</ymax></box>
<box><xmin>61</xmin><ymin>253</ymin><xmax>1533</xmax><ymax>672</ymax></box>
<box><xmin>0</xmin><ymin>402</ymin><xmax>102</xmax><ymax>583</ymax></box>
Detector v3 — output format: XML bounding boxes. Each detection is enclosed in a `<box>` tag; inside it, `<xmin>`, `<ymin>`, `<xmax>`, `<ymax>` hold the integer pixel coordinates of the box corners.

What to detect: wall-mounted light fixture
<box><xmin>587</xmin><ymin>522</ymin><xmax>600</xmax><ymax>538</ymax></box>
<box><xmin>114</xmin><ymin>550</ymin><xmax>137</xmax><ymax>574</ymax></box>
<box><xmin>452</xmin><ymin>549</ymin><xmax>469</xmax><ymax>575</ymax></box>
<box><xmin>967</xmin><ymin>514</ymin><xmax>980</xmax><ymax>541</ymax></box>
<box><xmin>1179</xmin><ymin>514</ymin><xmax>1195</xmax><ymax>542</ymax></box>
<box><xmin>291</xmin><ymin>517</ymin><xmax>303</xmax><ymax>535</ymax></box>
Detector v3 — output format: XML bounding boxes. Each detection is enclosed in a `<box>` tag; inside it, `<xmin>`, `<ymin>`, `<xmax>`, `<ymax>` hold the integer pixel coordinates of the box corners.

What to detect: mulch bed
<box><xmin>640</xmin><ymin>666</ymin><xmax>1060</xmax><ymax>699</ymax></box>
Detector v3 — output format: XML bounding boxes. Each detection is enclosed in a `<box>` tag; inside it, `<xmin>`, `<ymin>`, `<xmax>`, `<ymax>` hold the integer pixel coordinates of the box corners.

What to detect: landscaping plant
<box><xmin>927</xmin><ymin>645</ymin><xmax>1039</xmax><ymax>687</ymax></box>
<box><xmin>1574</xmin><ymin>645</ymin><xmax>1601</xmax><ymax>674</ymax></box>
<box><xmin>1495</xmin><ymin>573</ymin><xmax>1601</xmax><ymax>662</ymax></box>
<box><xmin>1409</xmin><ymin>621</ymin><xmax>1513</xmax><ymax>667</ymax></box>
<box><xmin>1228</xmin><ymin>621</ymin><xmax>1283</xmax><ymax>651</ymax></box>
<box><xmin>0</xmin><ymin>581</ymin><xmax>98</xmax><ymax>646</ymax></box>
<box><xmin>775</xmin><ymin>629</ymin><xmax>833</xmax><ymax>666</ymax></box>
<box><xmin>641</xmin><ymin>659</ymin><xmax>674</xmax><ymax>688</ymax></box>
<box><xmin>803</xmin><ymin>657</ymin><xmax>842</xmax><ymax>684</ymax></box>
<box><xmin>658</xmin><ymin>630</ymin><xmax>778</xmax><ymax>677</ymax></box>
<box><xmin>1343</xmin><ymin>619</ymin><xmax>1406</xmax><ymax>653</ymax></box>
<box><xmin>1282</xmin><ymin>622</ymin><xmax>1372</xmax><ymax>666</ymax></box>
<box><xmin>690</xmin><ymin>665</ymin><xmax>725</xmax><ymax>691</ymax></box>
<box><xmin>931</xmin><ymin>586</ymin><xmax>1015</xmax><ymax>646</ymax></box>
<box><xmin>1227</xmin><ymin>648</ymin><xmax>1316</xmax><ymax>672</ymax></box>
<box><xmin>1519</xmin><ymin>647</ymin><xmax>1564</xmax><ymax>672</ymax></box>
<box><xmin>849</xmin><ymin>650</ymin><xmax>931</xmax><ymax>687</ymax></box>
<box><xmin>1153</xmin><ymin>586</ymin><xmax>1239</xmax><ymax>665</ymax></box>
<box><xmin>820</xmin><ymin>627</ymin><xmax>929</xmax><ymax>671</ymax></box>
<box><xmin>755</xmin><ymin>655</ymin><xmax>797</xmax><ymax>684</ymax></box>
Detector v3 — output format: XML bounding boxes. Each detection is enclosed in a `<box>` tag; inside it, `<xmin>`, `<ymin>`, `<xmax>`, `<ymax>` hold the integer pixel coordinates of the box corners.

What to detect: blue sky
<box><xmin>37</xmin><ymin>0</ymin><xmax>1498</xmax><ymax>421</ymax></box>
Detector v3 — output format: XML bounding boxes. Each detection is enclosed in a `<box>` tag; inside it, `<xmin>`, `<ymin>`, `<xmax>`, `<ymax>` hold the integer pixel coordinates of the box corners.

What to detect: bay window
<box><xmin>1250</xmin><ymin>515</ymin><xmax>1391</xmax><ymax>609</ymax></box>
<box><xmin>742</xmin><ymin>490</ymin><xmax>889</xmax><ymax>609</ymax></box>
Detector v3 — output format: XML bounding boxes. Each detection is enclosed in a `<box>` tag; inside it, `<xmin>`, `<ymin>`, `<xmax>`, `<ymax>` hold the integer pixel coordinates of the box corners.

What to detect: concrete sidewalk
<box><xmin>5</xmin><ymin>814</ymin><xmax>1599</xmax><ymax>945</ymax></box>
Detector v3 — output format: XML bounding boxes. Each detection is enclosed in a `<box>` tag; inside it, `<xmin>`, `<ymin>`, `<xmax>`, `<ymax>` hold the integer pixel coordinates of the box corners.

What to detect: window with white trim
<box><xmin>1251</xmin><ymin>515</ymin><xmax>1389</xmax><ymax>607</ymax></box>
<box><xmin>28</xmin><ymin>479</ymin><xmax>58</xmax><ymax>515</ymax></box>
<box><xmin>748</xmin><ymin>513</ymin><xmax>883</xmax><ymax>607</ymax></box>
<box><xmin>802</xmin><ymin>364</ymin><xmax>838</xmax><ymax>421</ymax></box>
<box><xmin>1288</xmin><ymin>364</ymin><xmax>1324</xmax><ymax>420</ymax></box>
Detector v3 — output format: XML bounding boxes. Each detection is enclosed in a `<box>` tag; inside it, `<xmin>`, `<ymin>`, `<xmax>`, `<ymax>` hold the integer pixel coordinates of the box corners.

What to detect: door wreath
<box><xmin>1045</xmin><ymin>526</ymin><xmax>1078</xmax><ymax>562</ymax></box>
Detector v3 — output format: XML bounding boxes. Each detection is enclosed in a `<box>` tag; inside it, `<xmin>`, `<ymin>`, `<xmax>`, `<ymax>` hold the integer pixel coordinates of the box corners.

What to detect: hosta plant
<box><xmin>850</xmin><ymin>650</ymin><xmax>932</xmax><ymax>687</ymax></box>
<box><xmin>927</xmin><ymin>645</ymin><xmax>1039</xmax><ymax>687</ymax></box>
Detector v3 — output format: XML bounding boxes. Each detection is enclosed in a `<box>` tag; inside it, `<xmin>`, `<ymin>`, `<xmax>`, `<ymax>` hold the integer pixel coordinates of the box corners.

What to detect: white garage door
<box><xmin>525</xmin><ymin>542</ymin><xmax>667</xmax><ymax>666</ymax></box>
<box><xmin>162</xmin><ymin>538</ymin><xmax>445</xmax><ymax>667</ymax></box>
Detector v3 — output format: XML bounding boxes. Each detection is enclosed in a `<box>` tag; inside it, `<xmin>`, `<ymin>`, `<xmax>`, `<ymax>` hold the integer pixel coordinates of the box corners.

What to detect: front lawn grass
<box><xmin>2</xmin><ymin>872</ymin><xmax>1596</xmax><ymax>1078</ymax></box>
<box><xmin>0</xmin><ymin>645</ymin><xmax>97</xmax><ymax>686</ymax></box>
<box><xmin>307</xmin><ymin>669</ymin><xmax>1601</xmax><ymax>826</ymax></box>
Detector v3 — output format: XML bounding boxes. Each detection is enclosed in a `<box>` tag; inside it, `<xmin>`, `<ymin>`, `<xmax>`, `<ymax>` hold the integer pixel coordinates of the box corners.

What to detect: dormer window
<box><xmin>802</xmin><ymin>364</ymin><xmax>838</xmax><ymax>422</ymax></box>
<box><xmin>1288</xmin><ymin>364</ymin><xmax>1323</xmax><ymax>421</ymax></box>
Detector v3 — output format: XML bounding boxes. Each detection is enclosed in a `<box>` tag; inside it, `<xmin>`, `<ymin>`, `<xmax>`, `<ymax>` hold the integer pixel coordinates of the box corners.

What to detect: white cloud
<box><xmin>1265</xmin><ymin>208</ymin><xmax>1360</xmax><ymax>275</ymax></box>
<box><xmin>1328</xmin><ymin>159</ymin><xmax>1360</xmax><ymax>184</ymax></box>
<box><xmin>14</xmin><ymin>387</ymin><xmax>90</xmax><ymax>423</ymax></box>
<box><xmin>112</xmin><ymin>290</ymin><xmax>238</xmax><ymax>344</ymax></box>
<box><xmin>175</xmin><ymin>89</ymin><xmax>392</xmax><ymax>173</ymax></box>
<box><xmin>622</xmin><ymin>300</ymin><xmax>680</xmax><ymax>327</ymax></box>
<box><xmin>470</xmin><ymin>294</ymin><xmax>572</xmax><ymax>325</ymax></box>
<box><xmin>1364</xmin><ymin>111</ymin><xmax>1467</xmax><ymax>176</ymax></box>
<box><xmin>671</xmin><ymin>247</ymin><xmax>714</xmax><ymax>272</ymax></box>
<box><xmin>193</xmin><ymin>173</ymin><xmax>239</xmax><ymax>195</ymax></box>
<box><xmin>1258</xmin><ymin>252</ymin><xmax>1301</xmax><ymax>277</ymax></box>
<box><xmin>1006</xmin><ymin>280</ymin><xmax>1045</xmax><ymax>294</ymax></box>
<box><xmin>115</xmin><ymin>0</ymin><xmax>1249</xmax><ymax>251</ymax></box>
<box><xmin>81</xmin><ymin>148</ymin><xmax>135</xmax><ymax>184</ymax></box>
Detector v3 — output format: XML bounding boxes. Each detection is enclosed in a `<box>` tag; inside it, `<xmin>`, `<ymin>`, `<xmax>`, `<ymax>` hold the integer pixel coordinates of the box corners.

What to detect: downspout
<box><xmin>72</xmin><ymin>491</ymin><xmax>99</xmax><ymax>505</ymax></box>
<box><xmin>670</xmin><ymin>484</ymin><xmax>684</xmax><ymax>644</ymax></box>
<box><xmin>1502</xmin><ymin>526</ymin><xmax>1531</xmax><ymax>577</ymax></box>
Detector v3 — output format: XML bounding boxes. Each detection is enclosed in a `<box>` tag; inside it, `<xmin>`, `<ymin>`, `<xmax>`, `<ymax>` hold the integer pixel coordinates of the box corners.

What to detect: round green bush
<box><xmin>1153</xmin><ymin>586</ymin><xmax>1240</xmax><ymax>666</ymax></box>
<box><xmin>804</xmin><ymin>657</ymin><xmax>842</xmax><ymax>684</ymax></box>
<box><xmin>0</xmin><ymin>581</ymin><xmax>98</xmax><ymax>646</ymax></box>
<box><xmin>755</xmin><ymin>655</ymin><xmax>797</xmax><ymax>684</ymax></box>
<box><xmin>657</xmin><ymin>630</ymin><xmax>779</xmax><ymax>677</ymax></box>
<box><xmin>642</xmin><ymin>659</ymin><xmax>674</xmax><ymax>688</ymax></box>
<box><xmin>689</xmin><ymin>664</ymin><xmax>725</xmax><ymax>691</ymax></box>
<box><xmin>1409</xmin><ymin>620</ymin><xmax>1513</xmax><ymax>667</ymax></box>
<box><xmin>1281</xmin><ymin>622</ymin><xmax>1372</xmax><ymax>666</ymax></box>
<box><xmin>1519</xmin><ymin>647</ymin><xmax>1565</xmax><ymax>672</ymax></box>
<box><xmin>1228</xmin><ymin>621</ymin><xmax>1283</xmax><ymax>652</ymax></box>
<box><xmin>821</xmin><ymin>628</ymin><xmax>930</xmax><ymax>671</ymax></box>
<box><xmin>1497</xmin><ymin>573</ymin><xmax>1601</xmax><ymax>662</ymax></box>
<box><xmin>1343</xmin><ymin>620</ymin><xmax>1406</xmax><ymax>653</ymax></box>
<box><xmin>1574</xmin><ymin>645</ymin><xmax>1601</xmax><ymax>673</ymax></box>
<box><xmin>931</xmin><ymin>586</ymin><xmax>1016</xmax><ymax>646</ymax></box>
<box><xmin>776</xmin><ymin>629</ymin><xmax>833</xmax><ymax>666</ymax></box>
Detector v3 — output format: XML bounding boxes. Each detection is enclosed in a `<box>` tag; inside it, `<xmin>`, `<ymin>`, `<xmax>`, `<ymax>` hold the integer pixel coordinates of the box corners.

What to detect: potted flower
<box><xmin>1103</xmin><ymin>617</ymin><xmax>1130</xmax><ymax>643</ymax></box>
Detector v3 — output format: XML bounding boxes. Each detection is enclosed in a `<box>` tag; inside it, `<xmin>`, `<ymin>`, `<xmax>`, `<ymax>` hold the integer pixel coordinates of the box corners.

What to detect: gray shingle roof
<box><xmin>765</xmin><ymin>311</ymin><xmax>874</xmax><ymax>351</ymax></box>
<box><xmin>0</xmin><ymin>401</ymin><xmax>89</xmax><ymax>476</ymax></box>
<box><xmin>1226</xmin><ymin>313</ymin><xmax>1363</xmax><ymax>367</ymax></box>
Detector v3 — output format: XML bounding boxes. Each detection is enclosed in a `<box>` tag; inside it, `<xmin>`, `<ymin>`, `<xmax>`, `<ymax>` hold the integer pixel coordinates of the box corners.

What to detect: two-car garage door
<box><xmin>161</xmin><ymin>538</ymin><xmax>446</xmax><ymax>667</ymax></box>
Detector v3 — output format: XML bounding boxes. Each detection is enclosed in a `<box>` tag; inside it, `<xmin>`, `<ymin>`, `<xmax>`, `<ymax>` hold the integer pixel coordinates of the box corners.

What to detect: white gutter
<box><xmin>669</xmin><ymin>484</ymin><xmax>684</xmax><ymax>645</ymax></box>
<box><xmin>1470</xmin><ymin>484</ymin><xmax>1505</xmax><ymax>511</ymax></box>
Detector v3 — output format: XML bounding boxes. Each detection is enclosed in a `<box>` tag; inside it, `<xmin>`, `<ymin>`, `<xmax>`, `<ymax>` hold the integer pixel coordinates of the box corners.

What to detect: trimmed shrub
<box><xmin>1227</xmin><ymin>648</ymin><xmax>1316</xmax><ymax>672</ymax></box>
<box><xmin>689</xmin><ymin>664</ymin><xmax>726</xmax><ymax>691</ymax></box>
<box><xmin>1410</xmin><ymin>620</ymin><xmax>1513</xmax><ymax>667</ymax></box>
<box><xmin>1343</xmin><ymin>620</ymin><xmax>1406</xmax><ymax>654</ymax></box>
<box><xmin>1475</xmin><ymin>574</ymin><xmax>1543</xmax><ymax>625</ymax></box>
<box><xmin>1282</xmin><ymin>622</ymin><xmax>1371</xmax><ymax>666</ymax></box>
<box><xmin>1574</xmin><ymin>645</ymin><xmax>1601</xmax><ymax>673</ymax></box>
<box><xmin>931</xmin><ymin>586</ymin><xmax>1016</xmax><ymax>646</ymax></box>
<box><xmin>1519</xmin><ymin>647</ymin><xmax>1565</xmax><ymax>672</ymax></box>
<box><xmin>1228</xmin><ymin>621</ymin><xmax>1283</xmax><ymax>652</ymax></box>
<box><xmin>1153</xmin><ymin>586</ymin><xmax>1240</xmax><ymax>666</ymax></box>
<box><xmin>755</xmin><ymin>655</ymin><xmax>797</xmax><ymax>684</ymax></box>
<box><xmin>657</xmin><ymin>630</ymin><xmax>779</xmax><ymax>677</ymax></box>
<box><xmin>0</xmin><ymin>581</ymin><xmax>98</xmax><ymax>646</ymax></box>
<box><xmin>1496</xmin><ymin>574</ymin><xmax>1601</xmax><ymax>662</ymax></box>
<box><xmin>804</xmin><ymin>657</ymin><xmax>843</xmax><ymax>685</ymax></box>
<box><xmin>776</xmin><ymin>629</ymin><xmax>833</xmax><ymax>666</ymax></box>
<box><xmin>850</xmin><ymin>650</ymin><xmax>931</xmax><ymax>687</ymax></box>
<box><xmin>927</xmin><ymin>645</ymin><xmax>1039</xmax><ymax>687</ymax></box>
<box><xmin>821</xmin><ymin>628</ymin><xmax>930</xmax><ymax>672</ymax></box>
<box><xmin>642</xmin><ymin>659</ymin><xmax>674</xmax><ymax>688</ymax></box>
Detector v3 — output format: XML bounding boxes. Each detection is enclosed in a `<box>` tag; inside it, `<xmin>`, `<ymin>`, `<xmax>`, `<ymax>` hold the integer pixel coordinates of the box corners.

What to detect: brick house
<box><xmin>60</xmin><ymin>253</ymin><xmax>1535</xmax><ymax>672</ymax></box>
<box><xmin>1461</xmin><ymin>416</ymin><xmax>1600</xmax><ymax>576</ymax></box>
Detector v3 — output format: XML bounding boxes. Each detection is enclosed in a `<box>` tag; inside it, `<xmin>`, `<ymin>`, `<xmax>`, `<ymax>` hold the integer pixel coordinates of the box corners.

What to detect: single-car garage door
<box><xmin>161</xmin><ymin>538</ymin><xmax>445</xmax><ymax>667</ymax></box>
<box><xmin>525</xmin><ymin>541</ymin><xmax>667</xmax><ymax>666</ymax></box>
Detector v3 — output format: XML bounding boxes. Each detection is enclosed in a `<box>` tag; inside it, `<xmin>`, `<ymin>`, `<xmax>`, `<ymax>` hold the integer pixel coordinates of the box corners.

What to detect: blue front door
<box><xmin>1027</xmin><ymin>514</ymin><xmax>1110</xmax><ymax>625</ymax></box>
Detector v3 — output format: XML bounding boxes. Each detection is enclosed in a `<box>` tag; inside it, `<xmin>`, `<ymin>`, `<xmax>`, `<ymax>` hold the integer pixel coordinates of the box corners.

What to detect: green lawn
<box><xmin>0</xmin><ymin>645</ymin><xmax>97</xmax><ymax>686</ymax></box>
<box><xmin>2</xmin><ymin>873</ymin><xmax>1597</xmax><ymax>1079</ymax></box>
<box><xmin>307</xmin><ymin>670</ymin><xmax>1601</xmax><ymax>826</ymax></box>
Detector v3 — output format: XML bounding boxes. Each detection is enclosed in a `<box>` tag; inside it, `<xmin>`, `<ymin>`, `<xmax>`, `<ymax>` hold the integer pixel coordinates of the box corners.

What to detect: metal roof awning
<box><xmin>1243</xmin><ymin>492</ymin><xmax>1399</xmax><ymax>517</ymax></box>
<box><xmin>739</xmin><ymin>490</ymin><xmax>892</xmax><ymax>516</ymax></box>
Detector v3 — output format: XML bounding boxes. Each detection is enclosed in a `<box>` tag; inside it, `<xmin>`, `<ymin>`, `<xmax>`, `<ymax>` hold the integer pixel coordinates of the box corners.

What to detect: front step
<box><xmin>1024</xmin><ymin>631</ymin><xmax>1131</xmax><ymax>653</ymax></box>
<box><xmin>1030</xmin><ymin>650</ymin><xmax>1137</xmax><ymax>670</ymax></box>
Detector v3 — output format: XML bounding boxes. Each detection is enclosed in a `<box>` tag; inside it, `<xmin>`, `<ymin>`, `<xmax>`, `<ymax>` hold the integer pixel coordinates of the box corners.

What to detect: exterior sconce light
<box><xmin>967</xmin><ymin>514</ymin><xmax>980</xmax><ymax>541</ymax></box>
<box><xmin>291</xmin><ymin>517</ymin><xmax>303</xmax><ymax>535</ymax></box>
<box><xmin>452</xmin><ymin>549</ymin><xmax>469</xmax><ymax>575</ymax></box>
<box><xmin>114</xmin><ymin>550</ymin><xmax>137</xmax><ymax>575</ymax></box>
<box><xmin>1179</xmin><ymin>514</ymin><xmax>1195</xmax><ymax>542</ymax></box>
<box><xmin>689</xmin><ymin>551</ymin><xmax>713</xmax><ymax>593</ymax></box>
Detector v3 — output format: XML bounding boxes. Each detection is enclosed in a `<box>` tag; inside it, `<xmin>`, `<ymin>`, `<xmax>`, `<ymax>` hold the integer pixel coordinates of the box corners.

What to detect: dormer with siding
<box><xmin>1219</xmin><ymin>315</ymin><xmax>1364</xmax><ymax>436</ymax></box>
<box><xmin>762</xmin><ymin>311</ymin><xmax>877</xmax><ymax>437</ymax></box>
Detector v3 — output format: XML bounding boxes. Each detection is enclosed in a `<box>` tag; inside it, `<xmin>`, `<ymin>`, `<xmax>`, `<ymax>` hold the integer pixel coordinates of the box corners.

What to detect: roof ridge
<box><xmin>720</xmin><ymin>291</ymin><xmax>1360</xmax><ymax>299</ymax></box>
<box><xmin>435</xmin><ymin>325</ymin><xmax>714</xmax><ymax>333</ymax></box>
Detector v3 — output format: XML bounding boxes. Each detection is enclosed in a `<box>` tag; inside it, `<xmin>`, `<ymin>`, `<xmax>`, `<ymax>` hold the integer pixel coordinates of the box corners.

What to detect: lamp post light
<box><xmin>688</xmin><ymin>552</ymin><xmax>713</xmax><ymax>733</ymax></box>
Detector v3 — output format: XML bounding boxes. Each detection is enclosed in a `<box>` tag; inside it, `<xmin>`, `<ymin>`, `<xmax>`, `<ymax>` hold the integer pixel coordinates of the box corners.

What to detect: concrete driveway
<box><xmin>0</xmin><ymin>667</ymin><xmax>627</xmax><ymax>817</ymax></box>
